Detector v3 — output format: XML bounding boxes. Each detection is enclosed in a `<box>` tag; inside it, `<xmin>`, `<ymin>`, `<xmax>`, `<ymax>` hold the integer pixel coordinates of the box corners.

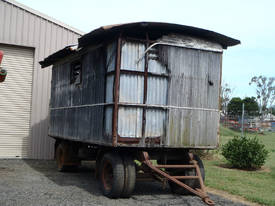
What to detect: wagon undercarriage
<box><xmin>55</xmin><ymin>139</ymin><xmax>214</xmax><ymax>205</ymax></box>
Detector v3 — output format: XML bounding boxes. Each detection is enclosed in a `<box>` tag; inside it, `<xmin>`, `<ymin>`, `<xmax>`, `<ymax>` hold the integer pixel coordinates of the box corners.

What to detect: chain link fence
<box><xmin>220</xmin><ymin>112</ymin><xmax>275</xmax><ymax>133</ymax></box>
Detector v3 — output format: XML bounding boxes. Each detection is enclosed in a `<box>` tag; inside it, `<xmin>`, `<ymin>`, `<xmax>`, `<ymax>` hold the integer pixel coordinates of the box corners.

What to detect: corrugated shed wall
<box><xmin>0</xmin><ymin>44</ymin><xmax>34</xmax><ymax>158</ymax></box>
<box><xmin>0</xmin><ymin>0</ymin><xmax>82</xmax><ymax>159</ymax></box>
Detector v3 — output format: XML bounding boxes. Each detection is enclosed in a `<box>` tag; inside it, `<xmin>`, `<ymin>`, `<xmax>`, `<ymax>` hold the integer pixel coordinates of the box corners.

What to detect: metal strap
<box><xmin>50</xmin><ymin>103</ymin><xmax>113</xmax><ymax>110</ymax></box>
<box><xmin>118</xmin><ymin>102</ymin><xmax>220</xmax><ymax>112</ymax></box>
<box><xmin>50</xmin><ymin>102</ymin><xmax>219</xmax><ymax>112</ymax></box>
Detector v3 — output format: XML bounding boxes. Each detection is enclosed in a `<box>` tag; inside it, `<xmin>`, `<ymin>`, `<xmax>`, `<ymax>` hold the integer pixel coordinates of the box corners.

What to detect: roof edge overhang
<box><xmin>39</xmin><ymin>45</ymin><xmax>77</xmax><ymax>68</ymax></box>
<box><xmin>40</xmin><ymin>22</ymin><xmax>240</xmax><ymax>68</ymax></box>
<box><xmin>79</xmin><ymin>22</ymin><xmax>240</xmax><ymax>48</ymax></box>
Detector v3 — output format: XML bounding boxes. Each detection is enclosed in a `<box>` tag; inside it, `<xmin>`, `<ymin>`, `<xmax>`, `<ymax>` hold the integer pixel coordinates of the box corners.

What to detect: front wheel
<box><xmin>99</xmin><ymin>152</ymin><xmax>125</xmax><ymax>198</ymax></box>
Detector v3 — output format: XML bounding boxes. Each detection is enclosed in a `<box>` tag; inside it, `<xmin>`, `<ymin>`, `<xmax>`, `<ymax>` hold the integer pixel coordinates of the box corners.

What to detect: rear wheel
<box><xmin>99</xmin><ymin>152</ymin><xmax>125</xmax><ymax>198</ymax></box>
<box><xmin>168</xmin><ymin>154</ymin><xmax>205</xmax><ymax>195</ymax></box>
<box><xmin>121</xmin><ymin>155</ymin><xmax>136</xmax><ymax>197</ymax></box>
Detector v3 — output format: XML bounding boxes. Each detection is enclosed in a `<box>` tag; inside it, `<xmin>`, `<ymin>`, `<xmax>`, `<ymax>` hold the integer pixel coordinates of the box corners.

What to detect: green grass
<box><xmin>219</xmin><ymin>126</ymin><xmax>241</xmax><ymax>137</ymax></box>
<box><xmin>204</xmin><ymin>127</ymin><xmax>275</xmax><ymax>206</ymax></box>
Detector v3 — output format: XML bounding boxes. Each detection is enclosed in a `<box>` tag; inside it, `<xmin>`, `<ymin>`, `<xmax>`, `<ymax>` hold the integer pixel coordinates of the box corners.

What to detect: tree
<box><xmin>242</xmin><ymin>97</ymin><xmax>259</xmax><ymax>115</ymax></box>
<box><xmin>249</xmin><ymin>76</ymin><xmax>275</xmax><ymax>114</ymax></box>
<box><xmin>227</xmin><ymin>97</ymin><xmax>243</xmax><ymax>115</ymax></box>
<box><xmin>220</xmin><ymin>82</ymin><xmax>233</xmax><ymax>114</ymax></box>
<box><xmin>270</xmin><ymin>105</ymin><xmax>275</xmax><ymax>115</ymax></box>
<box><xmin>227</xmin><ymin>97</ymin><xmax>259</xmax><ymax>116</ymax></box>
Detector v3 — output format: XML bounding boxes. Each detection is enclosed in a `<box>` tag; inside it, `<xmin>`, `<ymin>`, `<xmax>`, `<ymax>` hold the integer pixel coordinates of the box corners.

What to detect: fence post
<box><xmin>241</xmin><ymin>103</ymin><xmax>245</xmax><ymax>137</ymax></box>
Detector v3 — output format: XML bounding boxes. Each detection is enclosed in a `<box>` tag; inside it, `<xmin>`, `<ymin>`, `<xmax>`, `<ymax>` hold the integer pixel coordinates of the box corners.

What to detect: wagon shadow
<box><xmin>24</xmin><ymin>159</ymin><xmax>173</xmax><ymax>197</ymax></box>
<box><xmin>23</xmin><ymin>119</ymin><xmax>172</xmax><ymax>198</ymax></box>
<box><xmin>23</xmin><ymin>159</ymin><xmax>103</xmax><ymax>196</ymax></box>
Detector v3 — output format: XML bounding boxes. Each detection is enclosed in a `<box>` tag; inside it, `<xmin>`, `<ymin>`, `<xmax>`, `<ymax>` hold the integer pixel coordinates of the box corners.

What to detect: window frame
<box><xmin>70</xmin><ymin>59</ymin><xmax>82</xmax><ymax>86</ymax></box>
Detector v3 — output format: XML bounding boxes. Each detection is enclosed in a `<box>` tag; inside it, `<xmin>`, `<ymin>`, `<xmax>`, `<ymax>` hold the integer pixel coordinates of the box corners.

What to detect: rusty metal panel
<box><xmin>120</xmin><ymin>41</ymin><xmax>145</xmax><ymax>71</ymax></box>
<box><xmin>118</xmin><ymin>42</ymin><xmax>145</xmax><ymax>139</ymax></box>
<box><xmin>119</xmin><ymin>74</ymin><xmax>144</xmax><ymax>103</ymax></box>
<box><xmin>166</xmin><ymin>46</ymin><xmax>221</xmax><ymax>147</ymax></box>
<box><xmin>107</xmin><ymin>41</ymin><xmax>117</xmax><ymax>72</ymax></box>
<box><xmin>146</xmin><ymin>76</ymin><xmax>168</xmax><ymax>105</ymax></box>
<box><xmin>117</xmin><ymin>73</ymin><xmax>144</xmax><ymax>138</ymax></box>
<box><xmin>0</xmin><ymin>0</ymin><xmax>82</xmax><ymax>159</ymax></box>
<box><xmin>145</xmin><ymin>75</ymin><xmax>168</xmax><ymax>138</ymax></box>
<box><xmin>160</xmin><ymin>34</ymin><xmax>223</xmax><ymax>52</ymax></box>
<box><xmin>148</xmin><ymin>47</ymin><xmax>167</xmax><ymax>74</ymax></box>
<box><xmin>104</xmin><ymin>106</ymin><xmax>113</xmax><ymax>136</ymax></box>
<box><xmin>118</xmin><ymin>107</ymin><xmax>143</xmax><ymax>138</ymax></box>
<box><xmin>106</xmin><ymin>75</ymin><xmax>114</xmax><ymax>103</ymax></box>
<box><xmin>105</xmin><ymin>71</ymin><xmax>114</xmax><ymax>137</ymax></box>
<box><xmin>145</xmin><ymin>109</ymin><xmax>166</xmax><ymax>138</ymax></box>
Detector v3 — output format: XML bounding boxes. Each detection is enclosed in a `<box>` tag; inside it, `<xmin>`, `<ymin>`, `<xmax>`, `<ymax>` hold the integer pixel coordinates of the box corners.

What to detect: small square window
<box><xmin>70</xmin><ymin>60</ymin><xmax>82</xmax><ymax>85</ymax></box>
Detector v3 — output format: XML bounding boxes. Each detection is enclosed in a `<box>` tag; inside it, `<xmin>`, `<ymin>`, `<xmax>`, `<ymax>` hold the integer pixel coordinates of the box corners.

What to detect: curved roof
<box><xmin>40</xmin><ymin>22</ymin><xmax>240</xmax><ymax>68</ymax></box>
<box><xmin>79</xmin><ymin>21</ymin><xmax>240</xmax><ymax>49</ymax></box>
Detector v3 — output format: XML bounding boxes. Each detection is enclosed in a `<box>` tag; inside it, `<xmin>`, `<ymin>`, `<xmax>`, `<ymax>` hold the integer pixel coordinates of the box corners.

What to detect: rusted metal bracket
<box><xmin>141</xmin><ymin>151</ymin><xmax>214</xmax><ymax>206</ymax></box>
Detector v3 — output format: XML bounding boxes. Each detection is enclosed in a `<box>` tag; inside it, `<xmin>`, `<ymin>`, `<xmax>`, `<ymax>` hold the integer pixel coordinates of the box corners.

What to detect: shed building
<box><xmin>0</xmin><ymin>0</ymin><xmax>83</xmax><ymax>159</ymax></box>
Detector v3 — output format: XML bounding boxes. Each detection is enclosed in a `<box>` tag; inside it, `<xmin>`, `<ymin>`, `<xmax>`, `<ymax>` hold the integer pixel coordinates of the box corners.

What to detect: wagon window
<box><xmin>70</xmin><ymin>60</ymin><xmax>82</xmax><ymax>85</ymax></box>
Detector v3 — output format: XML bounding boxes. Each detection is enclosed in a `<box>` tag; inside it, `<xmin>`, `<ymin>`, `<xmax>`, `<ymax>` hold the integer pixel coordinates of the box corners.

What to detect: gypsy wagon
<box><xmin>40</xmin><ymin>22</ymin><xmax>240</xmax><ymax>205</ymax></box>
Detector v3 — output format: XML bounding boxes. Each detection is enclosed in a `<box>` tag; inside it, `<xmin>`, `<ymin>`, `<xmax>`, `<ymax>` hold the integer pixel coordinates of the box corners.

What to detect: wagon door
<box><xmin>166</xmin><ymin>46</ymin><xmax>222</xmax><ymax>148</ymax></box>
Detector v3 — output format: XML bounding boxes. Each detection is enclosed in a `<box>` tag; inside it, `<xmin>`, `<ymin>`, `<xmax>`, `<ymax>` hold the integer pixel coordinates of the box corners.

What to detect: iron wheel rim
<box><xmin>102</xmin><ymin>160</ymin><xmax>113</xmax><ymax>191</ymax></box>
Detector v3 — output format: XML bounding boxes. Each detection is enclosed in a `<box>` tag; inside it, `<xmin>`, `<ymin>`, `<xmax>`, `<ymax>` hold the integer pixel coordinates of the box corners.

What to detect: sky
<box><xmin>16</xmin><ymin>0</ymin><xmax>275</xmax><ymax>98</ymax></box>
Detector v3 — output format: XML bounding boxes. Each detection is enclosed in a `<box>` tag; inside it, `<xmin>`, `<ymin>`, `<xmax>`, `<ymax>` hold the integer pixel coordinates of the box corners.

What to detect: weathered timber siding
<box><xmin>49</xmin><ymin>48</ymin><xmax>111</xmax><ymax>145</ymax></box>
<box><xmin>166</xmin><ymin>47</ymin><xmax>221</xmax><ymax>147</ymax></box>
<box><xmin>49</xmin><ymin>35</ymin><xmax>222</xmax><ymax>149</ymax></box>
<box><xmin>116</xmin><ymin>39</ymin><xmax>221</xmax><ymax>148</ymax></box>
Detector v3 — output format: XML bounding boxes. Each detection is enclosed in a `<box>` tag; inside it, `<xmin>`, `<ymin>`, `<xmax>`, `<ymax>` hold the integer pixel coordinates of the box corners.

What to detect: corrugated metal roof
<box><xmin>39</xmin><ymin>45</ymin><xmax>77</xmax><ymax>68</ymax></box>
<box><xmin>79</xmin><ymin>22</ymin><xmax>240</xmax><ymax>49</ymax></box>
<box><xmin>40</xmin><ymin>22</ymin><xmax>240</xmax><ymax>68</ymax></box>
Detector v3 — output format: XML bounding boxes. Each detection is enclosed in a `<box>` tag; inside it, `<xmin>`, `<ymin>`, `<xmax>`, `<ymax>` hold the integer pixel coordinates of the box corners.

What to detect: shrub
<box><xmin>221</xmin><ymin>136</ymin><xmax>268</xmax><ymax>169</ymax></box>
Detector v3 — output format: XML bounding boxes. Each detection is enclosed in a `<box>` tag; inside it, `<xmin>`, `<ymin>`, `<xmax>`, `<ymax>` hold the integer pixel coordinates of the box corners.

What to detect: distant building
<box><xmin>0</xmin><ymin>0</ymin><xmax>83</xmax><ymax>159</ymax></box>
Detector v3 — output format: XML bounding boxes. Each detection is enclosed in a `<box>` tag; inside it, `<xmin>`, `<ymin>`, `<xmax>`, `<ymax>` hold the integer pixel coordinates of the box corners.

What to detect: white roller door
<box><xmin>0</xmin><ymin>44</ymin><xmax>34</xmax><ymax>158</ymax></box>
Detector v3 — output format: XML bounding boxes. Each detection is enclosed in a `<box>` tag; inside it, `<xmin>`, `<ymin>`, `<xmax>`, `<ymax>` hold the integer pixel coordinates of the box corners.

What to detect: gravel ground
<box><xmin>0</xmin><ymin>160</ymin><xmax>250</xmax><ymax>206</ymax></box>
